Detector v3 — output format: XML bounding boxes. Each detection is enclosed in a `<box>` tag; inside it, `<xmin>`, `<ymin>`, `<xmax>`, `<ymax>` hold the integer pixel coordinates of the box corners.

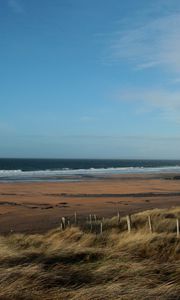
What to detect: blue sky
<box><xmin>1</xmin><ymin>0</ymin><xmax>180</xmax><ymax>158</ymax></box>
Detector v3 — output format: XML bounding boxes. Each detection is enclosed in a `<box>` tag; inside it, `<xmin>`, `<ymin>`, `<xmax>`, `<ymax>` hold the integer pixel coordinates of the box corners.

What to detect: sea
<box><xmin>0</xmin><ymin>158</ymin><xmax>180</xmax><ymax>182</ymax></box>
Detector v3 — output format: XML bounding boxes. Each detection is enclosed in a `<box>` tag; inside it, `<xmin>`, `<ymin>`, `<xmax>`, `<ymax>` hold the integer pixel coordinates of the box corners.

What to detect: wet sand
<box><xmin>0</xmin><ymin>173</ymin><xmax>180</xmax><ymax>234</ymax></box>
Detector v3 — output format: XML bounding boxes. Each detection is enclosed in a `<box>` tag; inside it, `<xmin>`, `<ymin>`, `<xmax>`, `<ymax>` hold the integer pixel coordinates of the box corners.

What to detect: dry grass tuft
<box><xmin>0</xmin><ymin>207</ymin><xmax>180</xmax><ymax>299</ymax></box>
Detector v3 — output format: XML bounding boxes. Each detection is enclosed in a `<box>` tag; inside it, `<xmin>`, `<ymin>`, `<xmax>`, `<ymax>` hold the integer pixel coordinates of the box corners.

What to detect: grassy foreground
<box><xmin>0</xmin><ymin>208</ymin><xmax>180</xmax><ymax>299</ymax></box>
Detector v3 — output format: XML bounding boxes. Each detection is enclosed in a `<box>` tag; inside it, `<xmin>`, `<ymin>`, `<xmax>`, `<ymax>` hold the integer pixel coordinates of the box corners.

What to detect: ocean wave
<box><xmin>0</xmin><ymin>165</ymin><xmax>180</xmax><ymax>180</ymax></box>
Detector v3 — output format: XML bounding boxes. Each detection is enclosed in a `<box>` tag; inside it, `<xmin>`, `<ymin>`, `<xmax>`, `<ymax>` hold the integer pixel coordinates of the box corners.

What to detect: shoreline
<box><xmin>1</xmin><ymin>168</ymin><xmax>180</xmax><ymax>183</ymax></box>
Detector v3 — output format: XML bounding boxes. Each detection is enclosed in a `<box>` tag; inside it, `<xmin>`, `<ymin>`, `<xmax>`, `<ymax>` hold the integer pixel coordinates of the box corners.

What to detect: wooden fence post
<box><xmin>61</xmin><ymin>217</ymin><xmax>66</xmax><ymax>230</ymax></box>
<box><xmin>89</xmin><ymin>214</ymin><xmax>92</xmax><ymax>232</ymax></box>
<box><xmin>117</xmin><ymin>211</ymin><xmax>120</xmax><ymax>224</ymax></box>
<box><xmin>100</xmin><ymin>222</ymin><xmax>103</xmax><ymax>235</ymax></box>
<box><xmin>148</xmin><ymin>215</ymin><xmax>153</xmax><ymax>233</ymax></box>
<box><xmin>74</xmin><ymin>211</ymin><xmax>77</xmax><ymax>225</ymax></box>
<box><xmin>176</xmin><ymin>218</ymin><xmax>179</xmax><ymax>238</ymax></box>
<box><xmin>126</xmin><ymin>215</ymin><xmax>131</xmax><ymax>233</ymax></box>
<box><xmin>90</xmin><ymin>222</ymin><xmax>93</xmax><ymax>232</ymax></box>
<box><xmin>60</xmin><ymin>223</ymin><xmax>63</xmax><ymax>231</ymax></box>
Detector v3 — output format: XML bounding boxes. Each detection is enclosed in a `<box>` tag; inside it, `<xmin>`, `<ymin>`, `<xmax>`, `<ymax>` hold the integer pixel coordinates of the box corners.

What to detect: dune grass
<box><xmin>0</xmin><ymin>207</ymin><xmax>180</xmax><ymax>299</ymax></box>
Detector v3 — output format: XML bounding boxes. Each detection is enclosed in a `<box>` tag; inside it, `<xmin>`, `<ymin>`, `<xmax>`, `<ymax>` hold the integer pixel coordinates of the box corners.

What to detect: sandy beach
<box><xmin>0</xmin><ymin>173</ymin><xmax>179</xmax><ymax>234</ymax></box>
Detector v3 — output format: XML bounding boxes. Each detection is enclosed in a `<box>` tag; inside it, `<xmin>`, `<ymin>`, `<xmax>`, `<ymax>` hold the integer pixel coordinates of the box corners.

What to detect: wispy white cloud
<box><xmin>104</xmin><ymin>4</ymin><xmax>180</xmax><ymax>123</ymax></box>
<box><xmin>0</xmin><ymin>122</ymin><xmax>16</xmax><ymax>136</ymax></box>
<box><xmin>10</xmin><ymin>133</ymin><xmax>180</xmax><ymax>142</ymax></box>
<box><xmin>8</xmin><ymin>0</ymin><xmax>24</xmax><ymax>14</ymax></box>
<box><xmin>80</xmin><ymin>116</ymin><xmax>94</xmax><ymax>122</ymax></box>
<box><xmin>108</xmin><ymin>12</ymin><xmax>180</xmax><ymax>73</ymax></box>
<box><xmin>171</xmin><ymin>78</ymin><xmax>180</xmax><ymax>84</ymax></box>
<box><xmin>116</xmin><ymin>88</ymin><xmax>180</xmax><ymax>122</ymax></box>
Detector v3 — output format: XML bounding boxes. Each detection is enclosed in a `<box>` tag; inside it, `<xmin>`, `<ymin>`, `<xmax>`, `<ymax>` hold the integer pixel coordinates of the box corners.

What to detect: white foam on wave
<box><xmin>0</xmin><ymin>165</ymin><xmax>180</xmax><ymax>180</ymax></box>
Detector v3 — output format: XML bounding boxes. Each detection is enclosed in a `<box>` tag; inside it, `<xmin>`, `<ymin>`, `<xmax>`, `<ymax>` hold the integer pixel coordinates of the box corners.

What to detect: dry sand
<box><xmin>0</xmin><ymin>173</ymin><xmax>180</xmax><ymax>234</ymax></box>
